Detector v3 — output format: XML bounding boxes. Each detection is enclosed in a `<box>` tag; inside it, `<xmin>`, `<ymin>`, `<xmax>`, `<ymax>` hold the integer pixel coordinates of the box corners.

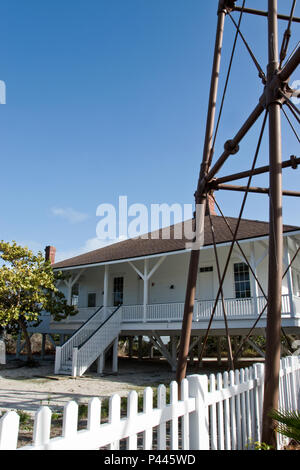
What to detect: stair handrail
<box><xmin>62</xmin><ymin>305</ymin><xmax>103</xmax><ymax>347</ymax></box>
<box><xmin>78</xmin><ymin>305</ymin><xmax>121</xmax><ymax>350</ymax></box>
<box><xmin>56</xmin><ymin>305</ymin><xmax>104</xmax><ymax>372</ymax></box>
<box><xmin>73</xmin><ymin>305</ymin><xmax>122</xmax><ymax>376</ymax></box>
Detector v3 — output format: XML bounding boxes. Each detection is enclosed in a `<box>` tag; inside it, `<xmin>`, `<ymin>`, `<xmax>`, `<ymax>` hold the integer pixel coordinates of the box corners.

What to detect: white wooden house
<box><xmin>30</xmin><ymin>206</ymin><xmax>300</xmax><ymax>377</ymax></box>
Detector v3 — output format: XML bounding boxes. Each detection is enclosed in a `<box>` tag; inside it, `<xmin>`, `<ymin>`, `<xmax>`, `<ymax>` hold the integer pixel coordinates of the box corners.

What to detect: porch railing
<box><xmin>121</xmin><ymin>294</ymin><xmax>295</xmax><ymax>323</ymax></box>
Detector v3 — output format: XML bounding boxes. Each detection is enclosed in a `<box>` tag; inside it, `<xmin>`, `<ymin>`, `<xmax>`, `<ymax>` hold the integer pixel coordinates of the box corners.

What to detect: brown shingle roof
<box><xmin>53</xmin><ymin>215</ymin><xmax>299</xmax><ymax>269</ymax></box>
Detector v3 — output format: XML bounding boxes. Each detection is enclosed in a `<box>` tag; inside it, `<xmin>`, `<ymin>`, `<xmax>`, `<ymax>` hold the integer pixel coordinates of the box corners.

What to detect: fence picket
<box><xmin>216</xmin><ymin>373</ymin><xmax>224</xmax><ymax>450</ymax></box>
<box><xmin>127</xmin><ymin>391</ymin><xmax>138</xmax><ymax>450</ymax></box>
<box><xmin>280</xmin><ymin>358</ymin><xmax>287</xmax><ymax>410</ymax></box>
<box><xmin>285</xmin><ymin>358</ymin><xmax>292</xmax><ymax>410</ymax></box>
<box><xmin>252</xmin><ymin>364</ymin><xmax>260</xmax><ymax>442</ymax></box>
<box><xmin>197</xmin><ymin>375</ymin><xmax>209</xmax><ymax>450</ymax></box>
<box><xmin>143</xmin><ymin>387</ymin><xmax>153</xmax><ymax>450</ymax></box>
<box><xmin>33</xmin><ymin>406</ymin><xmax>52</xmax><ymax>448</ymax></box>
<box><xmin>288</xmin><ymin>356</ymin><xmax>297</xmax><ymax>410</ymax></box>
<box><xmin>62</xmin><ymin>401</ymin><xmax>78</xmax><ymax>443</ymax></box>
<box><xmin>256</xmin><ymin>363</ymin><xmax>264</xmax><ymax>431</ymax></box>
<box><xmin>279</xmin><ymin>360</ymin><xmax>285</xmax><ymax>411</ymax></box>
<box><xmin>181</xmin><ymin>379</ymin><xmax>190</xmax><ymax>450</ymax></box>
<box><xmin>244</xmin><ymin>368</ymin><xmax>252</xmax><ymax>447</ymax></box>
<box><xmin>170</xmin><ymin>381</ymin><xmax>178</xmax><ymax>450</ymax></box>
<box><xmin>223</xmin><ymin>372</ymin><xmax>231</xmax><ymax>450</ymax></box>
<box><xmin>157</xmin><ymin>385</ymin><xmax>166</xmax><ymax>450</ymax></box>
<box><xmin>239</xmin><ymin>369</ymin><xmax>247</xmax><ymax>449</ymax></box>
<box><xmin>229</xmin><ymin>370</ymin><xmax>237</xmax><ymax>450</ymax></box>
<box><xmin>234</xmin><ymin>369</ymin><xmax>242</xmax><ymax>450</ymax></box>
<box><xmin>249</xmin><ymin>368</ymin><xmax>255</xmax><ymax>442</ymax></box>
<box><xmin>109</xmin><ymin>394</ymin><xmax>121</xmax><ymax>450</ymax></box>
<box><xmin>209</xmin><ymin>374</ymin><xmax>217</xmax><ymax>450</ymax></box>
<box><xmin>87</xmin><ymin>397</ymin><xmax>101</xmax><ymax>433</ymax></box>
<box><xmin>0</xmin><ymin>411</ymin><xmax>19</xmax><ymax>450</ymax></box>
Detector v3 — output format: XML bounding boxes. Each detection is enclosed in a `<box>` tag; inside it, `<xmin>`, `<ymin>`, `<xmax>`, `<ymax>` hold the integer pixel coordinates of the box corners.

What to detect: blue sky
<box><xmin>0</xmin><ymin>0</ymin><xmax>299</xmax><ymax>261</ymax></box>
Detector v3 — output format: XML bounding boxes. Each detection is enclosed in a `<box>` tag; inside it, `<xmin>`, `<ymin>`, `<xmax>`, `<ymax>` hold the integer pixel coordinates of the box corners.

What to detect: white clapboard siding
<box><xmin>0</xmin><ymin>356</ymin><xmax>299</xmax><ymax>451</ymax></box>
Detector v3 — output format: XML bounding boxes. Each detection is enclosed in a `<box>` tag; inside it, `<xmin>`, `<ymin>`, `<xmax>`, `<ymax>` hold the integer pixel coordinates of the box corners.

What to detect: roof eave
<box><xmin>53</xmin><ymin>229</ymin><xmax>300</xmax><ymax>272</ymax></box>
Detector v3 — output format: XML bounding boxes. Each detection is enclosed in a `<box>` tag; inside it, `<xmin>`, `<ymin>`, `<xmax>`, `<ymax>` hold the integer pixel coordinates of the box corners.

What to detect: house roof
<box><xmin>52</xmin><ymin>215</ymin><xmax>300</xmax><ymax>270</ymax></box>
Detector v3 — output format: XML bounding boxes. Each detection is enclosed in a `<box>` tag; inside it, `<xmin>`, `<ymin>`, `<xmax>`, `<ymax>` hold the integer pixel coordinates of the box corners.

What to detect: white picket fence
<box><xmin>0</xmin><ymin>356</ymin><xmax>299</xmax><ymax>450</ymax></box>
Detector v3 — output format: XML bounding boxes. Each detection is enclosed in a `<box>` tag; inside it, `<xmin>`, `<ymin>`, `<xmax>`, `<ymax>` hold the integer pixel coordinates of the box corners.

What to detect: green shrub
<box><xmin>270</xmin><ymin>409</ymin><xmax>300</xmax><ymax>443</ymax></box>
<box><xmin>17</xmin><ymin>410</ymin><xmax>32</xmax><ymax>430</ymax></box>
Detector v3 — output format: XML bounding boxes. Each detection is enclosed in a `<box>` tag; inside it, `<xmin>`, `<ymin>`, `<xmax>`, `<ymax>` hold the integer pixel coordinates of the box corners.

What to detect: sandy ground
<box><xmin>0</xmin><ymin>356</ymin><xmax>177</xmax><ymax>414</ymax></box>
<box><xmin>0</xmin><ymin>355</ymin><xmax>262</xmax><ymax>415</ymax></box>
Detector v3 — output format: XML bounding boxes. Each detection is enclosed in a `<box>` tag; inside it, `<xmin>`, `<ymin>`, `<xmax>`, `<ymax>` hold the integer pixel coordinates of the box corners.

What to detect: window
<box><xmin>71</xmin><ymin>283</ymin><xmax>79</xmax><ymax>306</ymax></box>
<box><xmin>234</xmin><ymin>263</ymin><xmax>251</xmax><ymax>298</ymax></box>
<box><xmin>88</xmin><ymin>293</ymin><xmax>96</xmax><ymax>308</ymax></box>
<box><xmin>200</xmin><ymin>266</ymin><xmax>213</xmax><ymax>273</ymax></box>
<box><xmin>113</xmin><ymin>277</ymin><xmax>124</xmax><ymax>306</ymax></box>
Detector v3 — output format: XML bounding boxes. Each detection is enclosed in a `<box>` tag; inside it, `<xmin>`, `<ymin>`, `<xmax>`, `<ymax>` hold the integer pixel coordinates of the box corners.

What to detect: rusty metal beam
<box><xmin>215</xmin><ymin>184</ymin><xmax>300</xmax><ymax>197</ymax></box>
<box><xmin>233</xmin><ymin>5</ymin><xmax>300</xmax><ymax>23</ymax></box>
<box><xmin>210</xmin><ymin>155</ymin><xmax>299</xmax><ymax>185</ymax></box>
<box><xmin>261</xmin><ymin>0</ymin><xmax>283</xmax><ymax>447</ymax></box>
<box><xmin>196</xmin><ymin>100</ymin><xmax>265</xmax><ymax>198</ymax></box>
<box><xmin>176</xmin><ymin>2</ymin><xmax>228</xmax><ymax>388</ymax></box>
<box><xmin>279</xmin><ymin>45</ymin><xmax>300</xmax><ymax>81</ymax></box>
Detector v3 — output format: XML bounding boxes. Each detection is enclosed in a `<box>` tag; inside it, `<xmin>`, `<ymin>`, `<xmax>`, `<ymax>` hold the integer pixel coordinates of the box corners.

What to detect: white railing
<box><xmin>1</xmin><ymin>356</ymin><xmax>299</xmax><ymax>450</ymax></box>
<box><xmin>256</xmin><ymin>294</ymin><xmax>291</xmax><ymax>317</ymax></box>
<box><xmin>55</xmin><ymin>306</ymin><xmax>114</xmax><ymax>373</ymax></box>
<box><xmin>122</xmin><ymin>304</ymin><xmax>143</xmax><ymax>322</ymax></box>
<box><xmin>121</xmin><ymin>294</ymin><xmax>295</xmax><ymax>324</ymax></box>
<box><xmin>147</xmin><ymin>302</ymin><xmax>184</xmax><ymax>322</ymax></box>
<box><xmin>194</xmin><ymin>297</ymin><xmax>255</xmax><ymax>320</ymax></box>
<box><xmin>72</xmin><ymin>306</ymin><xmax>122</xmax><ymax>377</ymax></box>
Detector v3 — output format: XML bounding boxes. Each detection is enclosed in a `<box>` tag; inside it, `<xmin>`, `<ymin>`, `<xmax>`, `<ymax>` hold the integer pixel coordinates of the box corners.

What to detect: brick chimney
<box><xmin>45</xmin><ymin>246</ymin><xmax>56</xmax><ymax>264</ymax></box>
<box><xmin>205</xmin><ymin>193</ymin><xmax>217</xmax><ymax>216</ymax></box>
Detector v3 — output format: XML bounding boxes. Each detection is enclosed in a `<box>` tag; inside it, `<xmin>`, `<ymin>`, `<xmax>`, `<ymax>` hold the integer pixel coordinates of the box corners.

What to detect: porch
<box><xmin>49</xmin><ymin>293</ymin><xmax>300</xmax><ymax>335</ymax></box>
<box><xmin>49</xmin><ymin>293</ymin><xmax>300</xmax><ymax>377</ymax></box>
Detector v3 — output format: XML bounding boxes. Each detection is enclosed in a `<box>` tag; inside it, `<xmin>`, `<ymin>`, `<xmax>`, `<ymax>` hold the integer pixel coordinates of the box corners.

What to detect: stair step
<box><xmin>58</xmin><ymin>369</ymin><xmax>72</xmax><ymax>375</ymax></box>
<box><xmin>55</xmin><ymin>306</ymin><xmax>122</xmax><ymax>377</ymax></box>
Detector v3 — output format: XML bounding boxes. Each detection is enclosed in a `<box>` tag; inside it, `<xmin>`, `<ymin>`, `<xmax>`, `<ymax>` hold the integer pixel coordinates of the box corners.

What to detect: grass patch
<box><xmin>17</xmin><ymin>410</ymin><xmax>33</xmax><ymax>431</ymax></box>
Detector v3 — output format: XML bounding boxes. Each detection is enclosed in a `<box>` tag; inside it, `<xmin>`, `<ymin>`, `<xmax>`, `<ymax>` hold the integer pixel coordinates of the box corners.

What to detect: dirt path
<box><xmin>0</xmin><ymin>356</ymin><xmax>262</xmax><ymax>414</ymax></box>
<box><xmin>0</xmin><ymin>357</ymin><xmax>176</xmax><ymax>414</ymax></box>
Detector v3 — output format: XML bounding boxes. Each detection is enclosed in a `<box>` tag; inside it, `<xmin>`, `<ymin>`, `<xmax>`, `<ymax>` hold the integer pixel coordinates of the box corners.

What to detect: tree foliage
<box><xmin>0</xmin><ymin>241</ymin><xmax>77</xmax><ymax>361</ymax></box>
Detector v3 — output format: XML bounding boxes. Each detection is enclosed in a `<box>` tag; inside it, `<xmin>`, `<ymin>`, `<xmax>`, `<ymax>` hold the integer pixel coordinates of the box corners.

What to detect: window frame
<box><xmin>233</xmin><ymin>262</ymin><xmax>251</xmax><ymax>299</ymax></box>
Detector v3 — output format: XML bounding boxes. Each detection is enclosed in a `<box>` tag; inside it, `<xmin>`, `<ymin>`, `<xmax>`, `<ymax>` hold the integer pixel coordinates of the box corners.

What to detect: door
<box><xmin>113</xmin><ymin>276</ymin><xmax>124</xmax><ymax>306</ymax></box>
<box><xmin>198</xmin><ymin>266</ymin><xmax>214</xmax><ymax>301</ymax></box>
